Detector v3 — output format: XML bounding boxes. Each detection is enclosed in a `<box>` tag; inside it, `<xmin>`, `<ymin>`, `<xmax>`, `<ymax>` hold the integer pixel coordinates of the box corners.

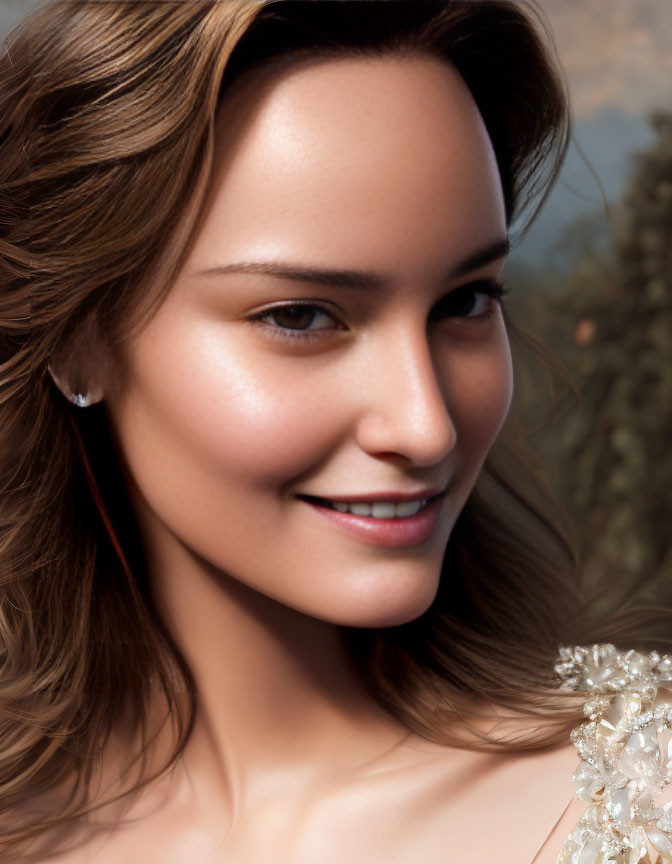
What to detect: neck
<box><xmin>139</xmin><ymin>514</ymin><xmax>411</xmax><ymax>813</ymax></box>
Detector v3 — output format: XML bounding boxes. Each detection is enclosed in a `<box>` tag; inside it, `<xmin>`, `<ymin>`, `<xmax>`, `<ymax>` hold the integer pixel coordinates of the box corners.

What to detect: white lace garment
<box><xmin>555</xmin><ymin>644</ymin><xmax>672</xmax><ymax>864</ymax></box>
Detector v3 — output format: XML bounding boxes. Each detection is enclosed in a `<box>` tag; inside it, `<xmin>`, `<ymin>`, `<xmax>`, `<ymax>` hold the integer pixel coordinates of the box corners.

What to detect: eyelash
<box><xmin>247</xmin><ymin>279</ymin><xmax>510</xmax><ymax>343</ymax></box>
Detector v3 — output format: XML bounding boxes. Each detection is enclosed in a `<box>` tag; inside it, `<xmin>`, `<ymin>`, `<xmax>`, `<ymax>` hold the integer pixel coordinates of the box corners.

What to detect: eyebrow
<box><xmin>197</xmin><ymin>236</ymin><xmax>510</xmax><ymax>290</ymax></box>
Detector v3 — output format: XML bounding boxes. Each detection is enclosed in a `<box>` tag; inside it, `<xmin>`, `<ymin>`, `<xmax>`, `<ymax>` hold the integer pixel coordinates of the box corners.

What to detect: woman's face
<box><xmin>105</xmin><ymin>55</ymin><xmax>513</xmax><ymax>627</ymax></box>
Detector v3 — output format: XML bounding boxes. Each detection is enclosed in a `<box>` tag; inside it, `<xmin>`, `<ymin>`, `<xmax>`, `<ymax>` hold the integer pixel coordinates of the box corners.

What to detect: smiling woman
<box><xmin>1</xmin><ymin>2</ymin><xmax>671</xmax><ymax>864</ymax></box>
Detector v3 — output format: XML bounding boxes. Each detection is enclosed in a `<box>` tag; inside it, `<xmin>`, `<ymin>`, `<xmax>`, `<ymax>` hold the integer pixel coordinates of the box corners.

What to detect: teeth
<box><xmin>395</xmin><ymin>499</ymin><xmax>424</xmax><ymax>518</ymax></box>
<box><xmin>371</xmin><ymin>502</ymin><xmax>396</xmax><ymax>519</ymax></box>
<box><xmin>329</xmin><ymin>499</ymin><xmax>429</xmax><ymax>518</ymax></box>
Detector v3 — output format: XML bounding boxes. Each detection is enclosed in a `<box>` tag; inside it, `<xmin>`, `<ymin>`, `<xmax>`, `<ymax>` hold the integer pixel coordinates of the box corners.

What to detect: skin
<box><xmin>50</xmin><ymin>55</ymin><xmax>580</xmax><ymax>863</ymax></box>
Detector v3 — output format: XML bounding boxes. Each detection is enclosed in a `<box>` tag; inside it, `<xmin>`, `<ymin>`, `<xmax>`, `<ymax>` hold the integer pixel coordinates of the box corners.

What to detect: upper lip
<box><xmin>297</xmin><ymin>487</ymin><xmax>447</xmax><ymax>503</ymax></box>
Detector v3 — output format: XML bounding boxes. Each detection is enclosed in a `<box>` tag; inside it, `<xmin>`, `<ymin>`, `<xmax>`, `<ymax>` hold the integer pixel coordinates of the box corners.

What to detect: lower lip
<box><xmin>301</xmin><ymin>496</ymin><xmax>445</xmax><ymax>547</ymax></box>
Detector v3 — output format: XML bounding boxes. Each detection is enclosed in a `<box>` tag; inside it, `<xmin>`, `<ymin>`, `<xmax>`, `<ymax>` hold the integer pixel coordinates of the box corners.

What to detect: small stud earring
<box><xmin>47</xmin><ymin>363</ymin><xmax>103</xmax><ymax>407</ymax></box>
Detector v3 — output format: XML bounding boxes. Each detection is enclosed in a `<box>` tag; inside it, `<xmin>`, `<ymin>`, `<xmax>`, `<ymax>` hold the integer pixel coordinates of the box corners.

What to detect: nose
<box><xmin>353</xmin><ymin>321</ymin><xmax>457</xmax><ymax>467</ymax></box>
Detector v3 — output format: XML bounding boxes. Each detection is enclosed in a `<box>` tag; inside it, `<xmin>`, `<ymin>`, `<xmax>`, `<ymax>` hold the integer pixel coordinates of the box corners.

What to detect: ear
<box><xmin>47</xmin><ymin>316</ymin><xmax>108</xmax><ymax>408</ymax></box>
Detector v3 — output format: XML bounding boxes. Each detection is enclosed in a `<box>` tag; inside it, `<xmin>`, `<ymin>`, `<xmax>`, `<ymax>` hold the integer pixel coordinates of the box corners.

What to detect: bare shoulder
<box><xmin>404</xmin><ymin>734</ymin><xmax>580</xmax><ymax>861</ymax></box>
<box><xmin>0</xmin><ymin>811</ymin><xmax>115</xmax><ymax>864</ymax></box>
<box><xmin>294</xmin><ymin>732</ymin><xmax>580</xmax><ymax>864</ymax></box>
<box><xmin>0</xmin><ymin>778</ymin><xmax>155</xmax><ymax>864</ymax></box>
<box><xmin>532</xmin><ymin>794</ymin><xmax>587</xmax><ymax>864</ymax></box>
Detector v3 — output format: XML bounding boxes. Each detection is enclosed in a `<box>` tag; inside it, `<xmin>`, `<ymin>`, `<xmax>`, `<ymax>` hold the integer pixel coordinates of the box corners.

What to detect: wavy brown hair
<box><xmin>1</xmin><ymin>0</ymin><xmax>666</xmax><ymax>858</ymax></box>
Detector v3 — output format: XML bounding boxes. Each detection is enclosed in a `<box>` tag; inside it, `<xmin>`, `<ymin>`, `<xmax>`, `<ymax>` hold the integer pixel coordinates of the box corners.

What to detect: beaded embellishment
<box><xmin>555</xmin><ymin>644</ymin><xmax>672</xmax><ymax>864</ymax></box>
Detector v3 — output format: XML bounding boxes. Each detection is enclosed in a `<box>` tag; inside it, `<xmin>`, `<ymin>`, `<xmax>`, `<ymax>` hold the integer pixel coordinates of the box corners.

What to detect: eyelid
<box><xmin>249</xmin><ymin>298</ymin><xmax>340</xmax><ymax>316</ymax></box>
<box><xmin>429</xmin><ymin>278</ymin><xmax>510</xmax><ymax>321</ymax></box>
<box><xmin>249</xmin><ymin>299</ymin><xmax>342</xmax><ymax>321</ymax></box>
<box><xmin>449</xmin><ymin>277</ymin><xmax>509</xmax><ymax>300</ymax></box>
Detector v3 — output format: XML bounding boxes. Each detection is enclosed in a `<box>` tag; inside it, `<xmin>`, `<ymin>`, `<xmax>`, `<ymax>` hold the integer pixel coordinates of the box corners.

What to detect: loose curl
<box><xmin>1</xmin><ymin>1</ymin><xmax>665</xmax><ymax>859</ymax></box>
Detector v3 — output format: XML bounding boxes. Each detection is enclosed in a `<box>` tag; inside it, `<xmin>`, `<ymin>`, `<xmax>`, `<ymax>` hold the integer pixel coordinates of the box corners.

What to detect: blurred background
<box><xmin>503</xmin><ymin>0</ymin><xmax>672</xmax><ymax>621</ymax></box>
<box><xmin>2</xmin><ymin>0</ymin><xmax>671</xmax><ymax>617</ymax></box>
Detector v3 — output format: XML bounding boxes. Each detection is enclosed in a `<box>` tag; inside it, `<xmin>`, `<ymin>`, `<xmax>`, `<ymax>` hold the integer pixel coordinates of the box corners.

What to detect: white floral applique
<box><xmin>555</xmin><ymin>644</ymin><xmax>672</xmax><ymax>864</ymax></box>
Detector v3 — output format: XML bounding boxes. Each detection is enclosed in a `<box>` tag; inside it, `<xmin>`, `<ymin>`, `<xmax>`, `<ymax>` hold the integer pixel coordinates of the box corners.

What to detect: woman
<box><xmin>1</xmin><ymin>1</ymin><xmax>670</xmax><ymax>862</ymax></box>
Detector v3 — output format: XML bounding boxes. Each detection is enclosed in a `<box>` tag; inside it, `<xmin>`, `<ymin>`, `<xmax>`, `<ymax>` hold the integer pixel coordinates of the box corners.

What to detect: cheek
<box><xmin>444</xmin><ymin>325</ymin><xmax>513</xmax><ymax>463</ymax></box>
<box><xmin>111</xmin><ymin>317</ymin><xmax>346</xmax><ymax>495</ymax></box>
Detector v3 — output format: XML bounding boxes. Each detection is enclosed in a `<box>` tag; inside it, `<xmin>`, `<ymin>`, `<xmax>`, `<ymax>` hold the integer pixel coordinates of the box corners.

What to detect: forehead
<box><xmin>191</xmin><ymin>55</ymin><xmax>505</xmax><ymax>280</ymax></box>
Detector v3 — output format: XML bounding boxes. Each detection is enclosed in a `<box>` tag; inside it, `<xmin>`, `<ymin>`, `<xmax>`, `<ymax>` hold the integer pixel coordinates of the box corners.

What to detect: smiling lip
<box><xmin>297</xmin><ymin>489</ymin><xmax>447</xmax><ymax>547</ymax></box>
<box><xmin>299</xmin><ymin>487</ymin><xmax>446</xmax><ymax>503</ymax></box>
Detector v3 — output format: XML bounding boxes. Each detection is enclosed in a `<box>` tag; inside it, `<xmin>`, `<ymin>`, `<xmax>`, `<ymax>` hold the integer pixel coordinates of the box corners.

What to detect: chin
<box><xmin>325</xmin><ymin>583</ymin><xmax>439</xmax><ymax>630</ymax></box>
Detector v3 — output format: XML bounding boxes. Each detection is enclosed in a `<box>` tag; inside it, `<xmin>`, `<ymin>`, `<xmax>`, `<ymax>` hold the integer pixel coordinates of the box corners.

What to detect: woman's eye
<box><xmin>431</xmin><ymin>280</ymin><xmax>509</xmax><ymax>322</ymax></box>
<box><xmin>249</xmin><ymin>303</ymin><xmax>341</xmax><ymax>340</ymax></box>
<box><xmin>248</xmin><ymin>280</ymin><xmax>509</xmax><ymax>343</ymax></box>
